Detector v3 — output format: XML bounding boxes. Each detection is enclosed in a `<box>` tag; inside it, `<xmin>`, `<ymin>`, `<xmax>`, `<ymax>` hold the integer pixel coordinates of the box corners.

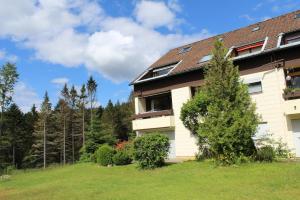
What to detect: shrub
<box><xmin>79</xmin><ymin>146</ymin><xmax>93</xmax><ymax>163</ymax></box>
<box><xmin>95</xmin><ymin>144</ymin><xmax>115</xmax><ymax>166</ymax></box>
<box><xmin>113</xmin><ymin>150</ymin><xmax>132</xmax><ymax>165</ymax></box>
<box><xmin>256</xmin><ymin>146</ymin><xmax>275</xmax><ymax>162</ymax></box>
<box><xmin>196</xmin><ymin>145</ymin><xmax>213</xmax><ymax>161</ymax></box>
<box><xmin>133</xmin><ymin>134</ymin><xmax>170</xmax><ymax>169</ymax></box>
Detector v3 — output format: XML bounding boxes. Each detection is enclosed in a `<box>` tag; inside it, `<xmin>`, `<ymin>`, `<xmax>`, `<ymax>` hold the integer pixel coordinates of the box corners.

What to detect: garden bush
<box><xmin>256</xmin><ymin>146</ymin><xmax>275</xmax><ymax>162</ymax></box>
<box><xmin>79</xmin><ymin>146</ymin><xmax>93</xmax><ymax>163</ymax></box>
<box><xmin>95</xmin><ymin>144</ymin><xmax>115</xmax><ymax>166</ymax></box>
<box><xmin>112</xmin><ymin>150</ymin><xmax>132</xmax><ymax>165</ymax></box>
<box><xmin>133</xmin><ymin>134</ymin><xmax>170</xmax><ymax>169</ymax></box>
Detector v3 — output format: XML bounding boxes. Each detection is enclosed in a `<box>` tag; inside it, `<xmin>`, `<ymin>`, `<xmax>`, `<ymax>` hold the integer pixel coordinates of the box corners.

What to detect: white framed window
<box><xmin>199</xmin><ymin>55</ymin><xmax>212</xmax><ymax>63</ymax></box>
<box><xmin>248</xmin><ymin>81</ymin><xmax>262</xmax><ymax>94</ymax></box>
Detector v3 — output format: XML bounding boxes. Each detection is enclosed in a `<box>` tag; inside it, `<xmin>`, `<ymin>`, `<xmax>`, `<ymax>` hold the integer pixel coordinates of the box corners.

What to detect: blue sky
<box><xmin>0</xmin><ymin>0</ymin><xmax>299</xmax><ymax>112</ymax></box>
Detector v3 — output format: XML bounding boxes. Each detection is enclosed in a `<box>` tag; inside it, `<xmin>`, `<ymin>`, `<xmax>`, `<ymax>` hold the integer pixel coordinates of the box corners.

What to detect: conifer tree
<box><xmin>181</xmin><ymin>40</ymin><xmax>259</xmax><ymax>165</ymax></box>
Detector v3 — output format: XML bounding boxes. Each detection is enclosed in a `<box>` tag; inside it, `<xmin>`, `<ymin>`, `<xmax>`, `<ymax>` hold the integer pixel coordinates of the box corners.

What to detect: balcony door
<box><xmin>292</xmin><ymin>119</ymin><xmax>300</xmax><ymax>157</ymax></box>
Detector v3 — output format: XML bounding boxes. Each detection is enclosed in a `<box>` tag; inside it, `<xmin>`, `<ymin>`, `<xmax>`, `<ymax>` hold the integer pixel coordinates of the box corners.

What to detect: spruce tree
<box><xmin>181</xmin><ymin>40</ymin><xmax>259</xmax><ymax>165</ymax></box>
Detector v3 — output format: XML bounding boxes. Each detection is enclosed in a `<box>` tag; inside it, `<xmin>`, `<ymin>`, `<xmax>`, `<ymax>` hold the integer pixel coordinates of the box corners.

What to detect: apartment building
<box><xmin>131</xmin><ymin>10</ymin><xmax>300</xmax><ymax>159</ymax></box>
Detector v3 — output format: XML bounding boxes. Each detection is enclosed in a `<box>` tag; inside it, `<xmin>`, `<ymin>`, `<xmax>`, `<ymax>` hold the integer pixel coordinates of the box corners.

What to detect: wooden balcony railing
<box><xmin>132</xmin><ymin>109</ymin><xmax>173</xmax><ymax>120</ymax></box>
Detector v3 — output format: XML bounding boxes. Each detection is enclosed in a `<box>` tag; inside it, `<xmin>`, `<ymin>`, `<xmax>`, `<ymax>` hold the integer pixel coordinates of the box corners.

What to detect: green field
<box><xmin>1</xmin><ymin>161</ymin><xmax>300</xmax><ymax>200</ymax></box>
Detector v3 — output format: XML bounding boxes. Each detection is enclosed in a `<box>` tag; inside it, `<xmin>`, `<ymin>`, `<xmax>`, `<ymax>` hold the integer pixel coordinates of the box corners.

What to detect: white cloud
<box><xmin>13</xmin><ymin>82</ymin><xmax>42</xmax><ymax>112</ymax></box>
<box><xmin>134</xmin><ymin>0</ymin><xmax>177</xmax><ymax>29</ymax></box>
<box><xmin>0</xmin><ymin>0</ymin><xmax>212</xmax><ymax>82</ymax></box>
<box><xmin>239</xmin><ymin>14</ymin><xmax>255</xmax><ymax>22</ymax></box>
<box><xmin>0</xmin><ymin>49</ymin><xmax>18</xmax><ymax>62</ymax></box>
<box><xmin>51</xmin><ymin>77</ymin><xmax>69</xmax><ymax>85</ymax></box>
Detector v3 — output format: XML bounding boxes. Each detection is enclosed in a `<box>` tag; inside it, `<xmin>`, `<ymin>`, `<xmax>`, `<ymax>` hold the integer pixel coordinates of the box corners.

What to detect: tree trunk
<box><xmin>63</xmin><ymin>115</ymin><xmax>66</xmax><ymax>165</ymax></box>
<box><xmin>12</xmin><ymin>145</ymin><xmax>15</xmax><ymax>167</ymax></box>
<box><xmin>43</xmin><ymin>120</ymin><xmax>46</xmax><ymax>169</ymax></box>
<box><xmin>71</xmin><ymin>115</ymin><xmax>74</xmax><ymax>164</ymax></box>
<box><xmin>90</xmin><ymin>95</ymin><xmax>93</xmax><ymax>130</ymax></box>
<box><xmin>82</xmin><ymin>105</ymin><xmax>85</xmax><ymax>146</ymax></box>
<box><xmin>0</xmin><ymin>106</ymin><xmax>3</xmax><ymax>136</ymax></box>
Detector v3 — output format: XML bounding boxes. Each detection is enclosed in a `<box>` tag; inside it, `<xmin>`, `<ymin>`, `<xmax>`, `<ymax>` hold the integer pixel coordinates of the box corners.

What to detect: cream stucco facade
<box><xmin>132</xmin><ymin>68</ymin><xmax>300</xmax><ymax>158</ymax></box>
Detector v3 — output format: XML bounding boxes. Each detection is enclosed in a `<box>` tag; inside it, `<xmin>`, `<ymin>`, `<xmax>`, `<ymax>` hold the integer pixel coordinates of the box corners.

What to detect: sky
<box><xmin>0</xmin><ymin>0</ymin><xmax>299</xmax><ymax>112</ymax></box>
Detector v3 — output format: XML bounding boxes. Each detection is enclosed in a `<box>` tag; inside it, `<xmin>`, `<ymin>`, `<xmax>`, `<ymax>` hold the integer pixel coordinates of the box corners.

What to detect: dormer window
<box><xmin>199</xmin><ymin>55</ymin><xmax>212</xmax><ymax>63</ymax></box>
<box><xmin>233</xmin><ymin>41</ymin><xmax>264</xmax><ymax>57</ymax></box>
<box><xmin>282</xmin><ymin>31</ymin><xmax>300</xmax><ymax>45</ymax></box>
<box><xmin>153</xmin><ymin>65</ymin><xmax>174</xmax><ymax>77</ymax></box>
<box><xmin>135</xmin><ymin>61</ymin><xmax>179</xmax><ymax>83</ymax></box>
<box><xmin>252</xmin><ymin>26</ymin><xmax>260</xmax><ymax>32</ymax></box>
<box><xmin>179</xmin><ymin>46</ymin><xmax>192</xmax><ymax>54</ymax></box>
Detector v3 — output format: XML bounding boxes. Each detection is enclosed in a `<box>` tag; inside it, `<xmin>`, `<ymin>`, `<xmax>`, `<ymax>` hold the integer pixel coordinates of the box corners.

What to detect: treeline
<box><xmin>0</xmin><ymin>63</ymin><xmax>134</xmax><ymax>171</ymax></box>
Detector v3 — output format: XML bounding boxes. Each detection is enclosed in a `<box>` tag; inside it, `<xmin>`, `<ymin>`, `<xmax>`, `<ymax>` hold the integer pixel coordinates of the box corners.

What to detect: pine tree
<box><xmin>5</xmin><ymin>104</ymin><xmax>25</xmax><ymax>168</ymax></box>
<box><xmin>181</xmin><ymin>40</ymin><xmax>259</xmax><ymax>165</ymax></box>
<box><xmin>87</xmin><ymin>76</ymin><xmax>97</xmax><ymax>130</ymax></box>
<box><xmin>25</xmin><ymin>92</ymin><xmax>54</xmax><ymax>168</ymax></box>
<box><xmin>85</xmin><ymin>109</ymin><xmax>115</xmax><ymax>154</ymax></box>
<box><xmin>79</xmin><ymin>84</ymin><xmax>87</xmax><ymax>146</ymax></box>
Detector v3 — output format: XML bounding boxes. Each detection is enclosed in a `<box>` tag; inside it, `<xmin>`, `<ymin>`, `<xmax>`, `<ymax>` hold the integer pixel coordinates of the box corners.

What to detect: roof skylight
<box><xmin>252</xmin><ymin>26</ymin><xmax>260</xmax><ymax>32</ymax></box>
<box><xmin>179</xmin><ymin>46</ymin><xmax>192</xmax><ymax>54</ymax></box>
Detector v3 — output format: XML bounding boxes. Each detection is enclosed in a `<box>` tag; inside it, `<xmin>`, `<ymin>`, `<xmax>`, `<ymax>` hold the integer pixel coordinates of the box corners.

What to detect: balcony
<box><xmin>132</xmin><ymin>110</ymin><xmax>175</xmax><ymax>131</ymax></box>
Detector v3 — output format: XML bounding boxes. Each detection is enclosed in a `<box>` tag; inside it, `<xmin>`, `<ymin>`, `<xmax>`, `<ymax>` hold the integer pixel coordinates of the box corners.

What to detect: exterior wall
<box><xmin>133</xmin><ymin>67</ymin><xmax>300</xmax><ymax>157</ymax></box>
<box><xmin>134</xmin><ymin>97</ymin><xmax>146</xmax><ymax>114</ymax></box>
<box><xmin>171</xmin><ymin>87</ymin><xmax>198</xmax><ymax>157</ymax></box>
<box><xmin>240</xmin><ymin>68</ymin><xmax>294</xmax><ymax>149</ymax></box>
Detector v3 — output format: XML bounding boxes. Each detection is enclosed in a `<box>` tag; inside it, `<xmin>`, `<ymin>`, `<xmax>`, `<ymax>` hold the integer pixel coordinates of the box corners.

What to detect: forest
<box><xmin>0</xmin><ymin>62</ymin><xmax>134</xmax><ymax>171</ymax></box>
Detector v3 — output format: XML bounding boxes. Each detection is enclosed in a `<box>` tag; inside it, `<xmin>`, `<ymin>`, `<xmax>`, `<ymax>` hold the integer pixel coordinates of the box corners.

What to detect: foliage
<box><xmin>2</xmin><ymin>162</ymin><xmax>300</xmax><ymax>200</ymax></box>
<box><xmin>256</xmin><ymin>146</ymin><xmax>275</xmax><ymax>162</ymax></box>
<box><xmin>85</xmin><ymin>109</ymin><xmax>116</xmax><ymax>154</ymax></box>
<box><xmin>112</xmin><ymin>150</ymin><xmax>132</xmax><ymax>165</ymax></box>
<box><xmin>180</xmin><ymin>40</ymin><xmax>259</xmax><ymax>165</ymax></box>
<box><xmin>195</xmin><ymin>145</ymin><xmax>214</xmax><ymax>161</ymax></box>
<box><xmin>79</xmin><ymin>146</ymin><xmax>93</xmax><ymax>163</ymax></box>
<box><xmin>0</xmin><ymin>70</ymin><xmax>134</xmax><ymax>169</ymax></box>
<box><xmin>133</xmin><ymin>134</ymin><xmax>170</xmax><ymax>169</ymax></box>
<box><xmin>255</xmin><ymin>135</ymin><xmax>291</xmax><ymax>159</ymax></box>
<box><xmin>95</xmin><ymin>144</ymin><xmax>115</xmax><ymax>166</ymax></box>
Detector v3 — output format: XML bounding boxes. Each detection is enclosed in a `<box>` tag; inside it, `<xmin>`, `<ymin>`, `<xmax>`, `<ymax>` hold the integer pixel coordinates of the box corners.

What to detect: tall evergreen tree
<box><xmin>5</xmin><ymin>104</ymin><xmax>25</xmax><ymax>167</ymax></box>
<box><xmin>87</xmin><ymin>76</ymin><xmax>97</xmax><ymax>130</ymax></box>
<box><xmin>79</xmin><ymin>84</ymin><xmax>87</xmax><ymax>146</ymax></box>
<box><xmin>181</xmin><ymin>40</ymin><xmax>259</xmax><ymax>165</ymax></box>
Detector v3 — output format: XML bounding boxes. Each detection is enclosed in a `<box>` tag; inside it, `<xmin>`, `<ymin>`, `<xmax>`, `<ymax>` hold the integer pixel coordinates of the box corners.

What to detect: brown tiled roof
<box><xmin>146</xmin><ymin>10</ymin><xmax>300</xmax><ymax>76</ymax></box>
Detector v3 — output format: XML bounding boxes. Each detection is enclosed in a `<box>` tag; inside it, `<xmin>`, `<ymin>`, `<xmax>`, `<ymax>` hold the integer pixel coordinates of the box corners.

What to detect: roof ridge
<box><xmin>173</xmin><ymin>9</ymin><xmax>300</xmax><ymax>50</ymax></box>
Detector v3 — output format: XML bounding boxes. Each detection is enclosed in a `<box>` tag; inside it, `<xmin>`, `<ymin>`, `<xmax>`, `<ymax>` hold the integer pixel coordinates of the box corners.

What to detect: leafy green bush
<box><xmin>256</xmin><ymin>146</ymin><xmax>275</xmax><ymax>162</ymax></box>
<box><xmin>95</xmin><ymin>144</ymin><xmax>115</xmax><ymax>166</ymax></box>
<box><xmin>196</xmin><ymin>146</ymin><xmax>213</xmax><ymax>161</ymax></box>
<box><xmin>112</xmin><ymin>150</ymin><xmax>132</xmax><ymax>165</ymax></box>
<box><xmin>79</xmin><ymin>146</ymin><xmax>93</xmax><ymax>163</ymax></box>
<box><xmin>133</xmin><ymin>134</ymin><xmax>170</xmax><ymax>169</ymax></box>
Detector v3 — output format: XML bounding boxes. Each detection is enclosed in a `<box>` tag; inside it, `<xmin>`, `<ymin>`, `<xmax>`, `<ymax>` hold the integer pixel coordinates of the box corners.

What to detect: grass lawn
<box><xmin>0</xmin><ymin>161</ymin><xmax>300</xmax><ymax>200</ymax></box>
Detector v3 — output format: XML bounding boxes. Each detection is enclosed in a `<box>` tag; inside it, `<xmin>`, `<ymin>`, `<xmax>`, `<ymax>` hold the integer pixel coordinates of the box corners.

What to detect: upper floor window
<box><xmin>286</xmin><ymin>67</ymin><xmax>300</xmax><ymax>89</ymax></box>
<box><xmin>199</xmin><ymin>55</ymin><xmax>212</xmax><ymax>63</ymax></box>
<box><xmin>153</xmin><ymin>65</ymin><xmax>174</xmax><ymax>77</ymax></box>
<box><xmin>248</xmin><ymin>81</ymin><xmax>262</xmax><ymax>94</ymax></box>
<box><xmin>282</xmin><ymin>31</ymin><xmax>300</xmax><ymax>45</ymax></box>
<box><xmin>145</xmin><ymin>93</ymin><xmax>172</xmax><ymax>112</ymax></box>
<box><xmin>137</xmin><ymin>62</ymin><xmax>179</xmax><ymax>82</ymax></box>
<box><xmin>233</xmin><ymin>41</ymin><xmax>264</xmax><ymax>57</ymax></box>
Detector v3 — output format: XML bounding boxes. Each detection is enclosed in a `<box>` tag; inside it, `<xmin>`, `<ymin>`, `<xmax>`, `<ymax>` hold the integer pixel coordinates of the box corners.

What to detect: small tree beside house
<box><xmin>181</xmin><ymin>40</ymin><xmax>259</xmax><ymax>165</ymax></box>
